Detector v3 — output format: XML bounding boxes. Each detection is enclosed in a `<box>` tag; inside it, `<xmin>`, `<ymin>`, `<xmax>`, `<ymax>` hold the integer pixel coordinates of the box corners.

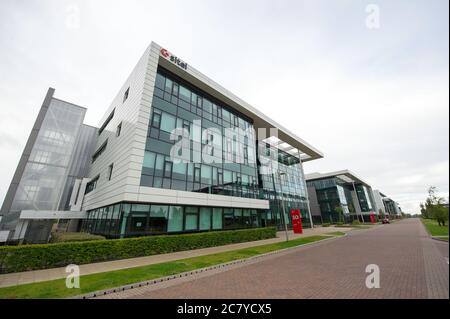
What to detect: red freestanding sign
<box><xmin>369</xmin><ymin>212</ymin><xmax>376</xmax><ymax>224</ymax></box>
<box><xmin>291</xmin><ymin>209</ymin><xmax>303</xmax><ymax>234</ymax></box>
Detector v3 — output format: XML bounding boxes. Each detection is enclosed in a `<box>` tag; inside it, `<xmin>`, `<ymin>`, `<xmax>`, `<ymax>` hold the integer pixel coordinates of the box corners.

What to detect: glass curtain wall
<box><xmin>355</xmin><ymin>184</ymin><xmax>374</xmax><ymax>212</ymax></box>
<box><xmin>81</xmin><ymin>202</ymin><xmax>260</xmax><ymax>238</ymax></box>
<box><xmin>258</xmin><ymin>142</ymin><xmax>311</xmax><ymax>229</ymax></box>
<box><xmin>140</xmin><ymin>67</ymin><xmax>259</xmax><ymax>200</ymax></box>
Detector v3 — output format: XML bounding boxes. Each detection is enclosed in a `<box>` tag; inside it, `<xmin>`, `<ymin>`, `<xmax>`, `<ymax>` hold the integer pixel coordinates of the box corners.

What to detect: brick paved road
<box><xmin>99</xmin><ymin>218</ymin><xmax>449</xmax><ymax>299</ymax></box>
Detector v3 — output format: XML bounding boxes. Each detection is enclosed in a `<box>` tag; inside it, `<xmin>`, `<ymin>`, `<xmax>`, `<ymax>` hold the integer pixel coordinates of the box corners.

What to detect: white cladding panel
<box><xmin>82</xmin><ymin>43</ymin><xmax>159</xmax><ymax>211</ymax></box>
<box><xmin>82</xmin><ymin>42</ymin><xmax>272</xmax><ymax>211</ymax></box>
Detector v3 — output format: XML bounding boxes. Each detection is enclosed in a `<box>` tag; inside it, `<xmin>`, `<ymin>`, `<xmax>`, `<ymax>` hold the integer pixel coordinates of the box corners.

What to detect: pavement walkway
<box><xmin>0</xmin><ymin>225</ymin><xmax>350</xmax><ymax>288</ymax></box>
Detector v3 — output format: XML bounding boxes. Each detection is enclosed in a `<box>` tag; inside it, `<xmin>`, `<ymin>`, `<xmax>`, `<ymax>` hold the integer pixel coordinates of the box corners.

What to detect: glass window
<box><xmin>152</xmin><ymin>111</ymin><xmax>161</xmax><ymax>128</ymax></box>
<box><xmin>119</xmin><ymin>204</ymin><xmax>130</xmax><ymax>237</ymax></box>
<box><xmin>153</xmin><ymin>177</ymin><xmax>163</xmax><ymax>188</ymax></box>
<box><xmin>194</xmin><ymin>166</ymin><xmax>201</xmax><ymax>183</ymax></box>
<box><xmin>149</xmin><ymin>205</ymin><xmax>168</xmax><ymax>233</ymax></box>
<box><xmin>189</xmin><ymin>91</ymin><xmax>195</xmax><ymax>104</ymax></box>
<box><xmin>235</xmin><ymin>208</ymin><xmax>243</xmax><ymax>226</ymax></box>
<box><xmin>155</xmin><ymin>73</ymin><xmax>165</xmax><ymax>90</ymax></box>
<box><xmin>173</xmin><ymin>162</ymin><xmax>187</xmax><ymax>180</ymax></box>
<box><xmin>222</xmin><ymin>108</ymin><xmax>230</xmax><ymax>122</ymax></box>
<box><xmin>155</xmin><ymin>153</ymin><xmax>165</xmax><ymax>176</ymax></box>
<box><xmin>132</xmin><ymin>204</ymin><xmax>149</xmax><ymax>212</ymax></box>
<box><xmin>164</xmin><ymin>160</ymin><xmax>172</xmax><ymax>178</ymax></box>
<box><xmin>243</xmin><ymin>209</ymin><xmax>251</xmax><ymax>227</ymax></box>
<box><xmin>143</xmin><ymin>151</ymin><xmax>156</xmax><ymax>169</ymax></box>
<box><xmin>223</xmin><ymin>170</ymin><xmax>232</xmax><ymax>184</ymax></box>
<box><xmin>172</xmin><ymin>82</ymin><xmax>179</xmax><ymax>96</ymax></box>
<box><xmin>196</xmin><ymin>95</ymin><xmax>202</xmax><ymax>108</ymax></box>
<box><xmin>223</xmin><ymin>208</ymin><xmax>235</xmax><ymax>229</ymax></box>
<box><xmin>203</xmin><ymin>99</ymin><xmax>212</xmax><ymax>114</ymax></box>
<box><xmin>116</xmin><ymin>122</ymin><xmax>122</xmax><ymax>137</ymax></box>
<box><xmin>107</xmin><ymin>163</ymin><xmax>114</xmax><ymax>181</ymax></box>
<box><xmin>160</xmin><ymin>112</ymin><xmax>176</xmax><ymax>133</ymax></box>
<box><xmin>199</xmin><ymin>207</ymin><xmax>211</xmax><ymax>230</ymax></box>
<box><xmin>212</xmin><ymin>208</ymin><xmax>223</xmax><ymax>229</ymax></box>
<box><xmin>185</xmin><ymin>215</ymin><xmax>198</xmax><ymax>231</ymax></box>
<box><xmin>128</xmin><ymin>214</ymin><xmax>147</xmax><ymax>234</ymax></box>
<box><xmin>92</xmin><ymin>140</ymin><xmax>107</xmax><ymax>163</ymax></box>
<box><xmin>168</xmin><ymin>206</ymin><xmax>183</xmax><ymax>232</ymax></box>
<box><xmin>183</xmin><ymin>121</ymin><xmax>190</xmax><ymax>134</ymax></box>
<box><xmin>123</xmin><ymin>87</ymin><xmax>130</xmax><ymax>103</ymax></box>
<box><xmin>128</xmin><ymin>204</ymin><xmax>149</xmax><ymax>234</ymax></box>
<box><xmin>201</xmin><ymin>165</ymin><xmax>212</xmax><ymax>185</ymax></box>
<box><xmin>179</xmin><ymin>86</ymin><xmax>191</xmax><ymax>102</ymax></box>
<box><xmin>165</xmin><ymin>78</ymin><xmax>173</xmax><ymax>93</ymax></box>
<box><xmin>187</xmin><ymin>163</ymin><xmax>194</xmax><ymax>182</ymax></box>
<box><xmin>85</xmin><ymin>175</ymin><xmax>99</xmax><ymax>194</ymax></box>
<box><xmin>192</xmin><ymin>121</ymin><xmax>201</xmax><ymax>142</ymax></box>
<box><xmin>242</xmin><ymin>174</ymin><xmax>249</xmax><ymax>186</ymax></box>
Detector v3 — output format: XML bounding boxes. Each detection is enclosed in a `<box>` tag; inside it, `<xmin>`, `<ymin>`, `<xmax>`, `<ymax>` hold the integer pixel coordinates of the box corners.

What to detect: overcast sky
<box><xmin>0</xmin><ymin>0</ymin><xmax>448</xmax><ymax>214</ymax></box>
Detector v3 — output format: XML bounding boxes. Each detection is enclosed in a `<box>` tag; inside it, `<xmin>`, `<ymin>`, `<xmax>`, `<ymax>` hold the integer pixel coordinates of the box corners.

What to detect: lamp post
<box><xmin>272</xmin><ymin>170</ymin><xmax>289</xmax><ymax>242</ymax></box>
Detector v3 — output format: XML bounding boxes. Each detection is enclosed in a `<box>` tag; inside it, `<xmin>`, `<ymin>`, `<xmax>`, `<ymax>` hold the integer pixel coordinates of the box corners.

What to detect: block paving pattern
<box><xmin>98</xmin><ymin>219</ymin><xmax>448</xmax><ymax>299</ymax></box>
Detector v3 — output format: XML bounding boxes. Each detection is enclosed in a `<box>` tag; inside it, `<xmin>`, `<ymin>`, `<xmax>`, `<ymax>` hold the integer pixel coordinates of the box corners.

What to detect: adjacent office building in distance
<box><xmin>0</xmin><ymin>42</ymin><xmax>324</xmax><ymax>244</ymax></box>
<box><xmin>306</xmin><ymin>170</ymin><xmax>402</xmax><ymax>224</ymax></box>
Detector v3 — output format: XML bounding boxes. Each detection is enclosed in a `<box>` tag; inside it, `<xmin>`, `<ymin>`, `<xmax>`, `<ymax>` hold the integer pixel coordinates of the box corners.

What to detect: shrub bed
<box><xmin>0</xmin><ymin>227</ymin><xmax>276</xmax><ymax>274</ymax></box>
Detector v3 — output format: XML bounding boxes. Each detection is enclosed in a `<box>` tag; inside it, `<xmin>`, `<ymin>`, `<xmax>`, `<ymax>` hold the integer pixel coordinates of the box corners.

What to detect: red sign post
<box><xmin>369</xmin><ymin>212</ymin><xmax>376</xmax><ymax>224</ymax></box>
<box><xmin>291</xmin><ymin>209</ymin><xmax>303</xmax><ymax>234</ymax></box>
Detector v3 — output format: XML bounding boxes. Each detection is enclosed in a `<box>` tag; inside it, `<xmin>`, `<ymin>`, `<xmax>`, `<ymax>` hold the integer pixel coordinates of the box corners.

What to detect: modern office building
<box><xmin>372</xmin><ymin>189</ymin><xmax>387</xmax><ymax>216</ymax></box>
<box><xmin>372</xmin><ymin>190</ymin><xmax>403</xmax><ymax>218</ymax></box>
<box><xmin>305</xmin><ymin>170</ymin><xmax>376</xmax><ymax>223</ymax></box>
<box><xmin>0</xmin><ymin>42</ymin><xmax>324</xmax><ymax>243</ymax></box>
<box><xmin>0</xmin><ymin>89</ymin><xmax>97</xmax><ymax>243</ymax></box>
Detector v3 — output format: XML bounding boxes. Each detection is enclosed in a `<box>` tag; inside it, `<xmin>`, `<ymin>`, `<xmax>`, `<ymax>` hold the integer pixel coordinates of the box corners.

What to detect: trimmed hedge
<box><xmin>0</xmin><ymin>227</ymin><xmax>276</xmax><ymax>274</ymax></box>
<box><xmin>49</xmin><ymin>232</ymin><xmax>106</xmax><ymax>243</ymax></box>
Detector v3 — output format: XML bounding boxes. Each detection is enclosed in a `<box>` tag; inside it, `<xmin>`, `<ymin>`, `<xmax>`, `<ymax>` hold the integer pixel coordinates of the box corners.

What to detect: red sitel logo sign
<box><xmin>160</xmin><ymin>48</ymin><xmax>187</xmax><ymax>70</ymax></box>
<box><xmin>160</xmin><ymin>48</ymin><xmax>170</xmax><ymax>58</ymax></box>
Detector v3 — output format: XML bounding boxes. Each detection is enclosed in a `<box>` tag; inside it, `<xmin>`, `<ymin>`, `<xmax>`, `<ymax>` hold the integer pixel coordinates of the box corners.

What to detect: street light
<box><xmin>271</xmin><ymin>170</ymin><xmax>289</xmax><ymax>242</ymax></box>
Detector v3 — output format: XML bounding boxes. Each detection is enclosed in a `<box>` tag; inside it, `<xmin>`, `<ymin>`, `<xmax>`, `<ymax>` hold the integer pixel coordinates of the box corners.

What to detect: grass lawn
<box><xmin>0</xmin><ymin>234</ymin><xmax>342</xmax><ymax>299</ymax></box>
<box><xmin>421</xmin><ymin>218</ymin><xmax>449</xmax><ymax>237</ymax></box>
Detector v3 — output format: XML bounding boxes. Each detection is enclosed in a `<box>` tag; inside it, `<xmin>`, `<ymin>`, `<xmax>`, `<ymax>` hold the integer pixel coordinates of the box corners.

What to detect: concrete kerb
<box><xmin>431</xmin><ymin>237</ymin><xmax>449</xmax><ymax>243</ymax></box>
<box><xmin>72</xmin><ymin>233</ymin><xmax>348</xmax><ymax>299</ymax></box>
<box><xmin>419</xmin><ymin>219</ymin><xmax>448</xmax><ymax>243</ymax></box>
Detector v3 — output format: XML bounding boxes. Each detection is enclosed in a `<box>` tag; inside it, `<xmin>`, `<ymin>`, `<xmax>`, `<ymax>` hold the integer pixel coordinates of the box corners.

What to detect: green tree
<box><xmin>422</xmin><ymin>186</ymin><xmax>449</xmax><ymax>226</ymax></box>
<box><xmin>378</xmin><ymin>208</ymin><xmax>385</xmax><ymax>219</ymax></box>
<box><xmin>420</xmin><ymin>202</ymin><xmax>430</xmax><ymax>219</ymax></box>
